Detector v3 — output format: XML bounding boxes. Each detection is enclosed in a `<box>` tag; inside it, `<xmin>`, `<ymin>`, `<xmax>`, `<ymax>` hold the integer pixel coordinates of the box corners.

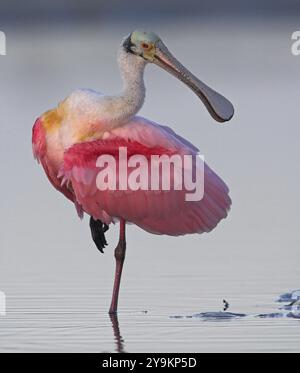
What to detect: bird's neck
<box><xmin>107</xmin><ymin>48</ymin><xmax>146</xmax><ymax>125</ymax></box>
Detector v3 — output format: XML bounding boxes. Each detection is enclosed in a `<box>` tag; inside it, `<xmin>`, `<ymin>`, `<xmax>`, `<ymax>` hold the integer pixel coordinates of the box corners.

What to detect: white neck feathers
<box><xmin>105</xmin><ymin>48</ymin><xmax>147</xmax><ymax>125</ymax></box>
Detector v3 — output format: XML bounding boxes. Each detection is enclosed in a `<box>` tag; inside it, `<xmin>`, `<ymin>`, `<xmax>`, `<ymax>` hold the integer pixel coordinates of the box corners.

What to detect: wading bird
<box><xmin>32</xmin><ymin>31</ymin><xmax>234</xmax><ymax>314</ymax></box>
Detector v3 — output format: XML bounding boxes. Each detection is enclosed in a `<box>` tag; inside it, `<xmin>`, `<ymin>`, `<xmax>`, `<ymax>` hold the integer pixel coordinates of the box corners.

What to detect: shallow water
<box><xmin>0</xmin><ymin>18</ymin><xmax>300</xmax><ymax>352</ymax></box>
<box><xmin>0</xmin><ymin>265</ymin><xmax>299</xmax><ymax>353</ymax></box>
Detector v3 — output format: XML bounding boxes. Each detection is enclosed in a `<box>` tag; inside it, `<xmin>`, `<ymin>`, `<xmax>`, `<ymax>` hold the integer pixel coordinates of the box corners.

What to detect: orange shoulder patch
<box><xmin>41</xmin><ymin>99</ymin><xmax>67</xmax><ymax>133</ymax></box>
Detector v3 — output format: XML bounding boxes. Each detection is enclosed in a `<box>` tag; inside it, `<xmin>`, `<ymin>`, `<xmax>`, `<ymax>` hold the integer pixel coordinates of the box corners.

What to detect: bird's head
<box><xmin>123</xmin><ymin>31</ymin><xmax>159</xmax><ymax>62</ymax></box>
<box><xmin>123</xmin><ymin>30</ymin><xmax>234</xmax><ymax>123</ymax></box>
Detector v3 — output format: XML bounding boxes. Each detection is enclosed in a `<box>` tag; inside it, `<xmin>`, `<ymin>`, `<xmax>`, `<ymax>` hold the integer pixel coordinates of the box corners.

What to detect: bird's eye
<box><xmin>141</xmin><ymin>42</ymin><xmax>150</xmax><ymax>50</ymax></box>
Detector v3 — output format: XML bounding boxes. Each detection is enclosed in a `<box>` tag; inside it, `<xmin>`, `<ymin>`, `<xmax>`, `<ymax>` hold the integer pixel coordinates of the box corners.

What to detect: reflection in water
<box><xmin>170</xmin><ymin>311</ymin><xmax>246</xmax><ymax>320</ymax></box>
<box><xmin>277</xmin><ymin>289</ymin><xmax>300</xmax><ymax>304</ymax></box>
<box><xmin>109</xmin><ymin>314</ymin><xmax>126</xmax><ymax>353</ymax></box>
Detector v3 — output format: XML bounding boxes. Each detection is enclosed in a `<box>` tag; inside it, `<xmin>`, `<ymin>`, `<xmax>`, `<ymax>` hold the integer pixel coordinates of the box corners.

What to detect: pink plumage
<box><xmin>59</xmin><ymin>119</ymin><xmax>231</xmax><ymax>236</ymax></box>
<box><xmin>33</xmin><ymin>116</ymin><xmax>231</xmax><ymax>235</ymax></box>
<box><xmin>32</xmin><ymin>118</ymin><xmax>76</xmax><ymax>204</ymax></box>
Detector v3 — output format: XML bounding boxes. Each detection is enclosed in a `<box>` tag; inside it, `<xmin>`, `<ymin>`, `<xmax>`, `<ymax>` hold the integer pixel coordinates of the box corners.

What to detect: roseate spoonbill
<box><xmin>32</xmin><ymin>31</ymin><xmax>234</xmax><ymax>314</ymax></box>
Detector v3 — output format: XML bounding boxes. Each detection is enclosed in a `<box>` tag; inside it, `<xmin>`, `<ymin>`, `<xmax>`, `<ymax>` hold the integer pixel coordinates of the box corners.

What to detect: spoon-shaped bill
<box><xmin>153</xmin><ymin>41</ymin><xmax>234</xmax><ymax>123</ymax></box>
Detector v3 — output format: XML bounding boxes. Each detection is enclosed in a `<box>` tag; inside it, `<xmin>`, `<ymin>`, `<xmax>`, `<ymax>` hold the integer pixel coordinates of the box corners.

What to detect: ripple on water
<box><xmin>170</xmin><ymin>290</ymin><xmax>300</xmax><ymax>321</ymax></box>
<box><xmin>170</xmin><ymin>312</ymin><xmax>247</xmax><ymax>320</ymax></box>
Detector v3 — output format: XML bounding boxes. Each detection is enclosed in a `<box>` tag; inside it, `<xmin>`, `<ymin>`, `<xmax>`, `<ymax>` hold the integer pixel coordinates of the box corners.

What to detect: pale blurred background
<box><xmin>0</xmin><ymin>0</ymin><xmax>299</xmax><ymax>352</ymax></box>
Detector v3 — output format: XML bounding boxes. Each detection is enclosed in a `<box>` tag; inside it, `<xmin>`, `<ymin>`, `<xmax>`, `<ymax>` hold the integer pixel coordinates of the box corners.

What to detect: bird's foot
<box><xmin>89</xmin><ymin>217</ymin><xmax>109</xmax><ymax>253</ymax></box>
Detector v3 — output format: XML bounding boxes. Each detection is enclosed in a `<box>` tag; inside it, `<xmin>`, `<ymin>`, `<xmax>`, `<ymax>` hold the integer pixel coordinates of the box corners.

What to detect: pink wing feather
<box><xmin>60</xmin><ymin>118</ymin><xmax>231</xmax><ymax>236</ymax></box>
<box><xmin>32</xmin><ymin>118</ymin><xmax>83</xmax><ymax>216</ymax></box>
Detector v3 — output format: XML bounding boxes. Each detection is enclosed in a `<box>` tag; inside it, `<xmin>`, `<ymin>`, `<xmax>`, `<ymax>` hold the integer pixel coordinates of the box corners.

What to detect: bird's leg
<box><xmin>89</xmin><ymin>217</ymin><xmax>109</xmax><ymax>253</ymax></box>
<box><xmin>109</xmin><ymin>219</ymin><xmax>126</xmax><ymax>314</ymax></box>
